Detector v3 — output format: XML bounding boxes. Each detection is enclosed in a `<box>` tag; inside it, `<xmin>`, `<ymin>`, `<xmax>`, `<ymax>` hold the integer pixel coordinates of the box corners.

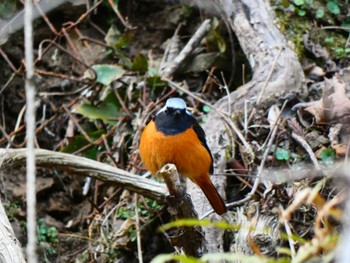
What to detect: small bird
<box><xmin>139</xmin><ymin>98</ymin><xmax>227</xmax><ymax>215</ymax></box>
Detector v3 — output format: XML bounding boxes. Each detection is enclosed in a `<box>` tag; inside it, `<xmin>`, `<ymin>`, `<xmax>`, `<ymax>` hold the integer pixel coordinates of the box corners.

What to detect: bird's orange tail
<box><xmin>194</xmin><ymin>178</ymin><xmax>227</xmax><ymax>215</ymax></box>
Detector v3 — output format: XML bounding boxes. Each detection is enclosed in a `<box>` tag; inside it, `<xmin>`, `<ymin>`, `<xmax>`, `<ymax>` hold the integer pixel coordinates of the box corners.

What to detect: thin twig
<box><xmin>6</xmin><ymin>105</ymin><xmax>26</xmax><ymax>149</ymax></box>
<box><xmin>0</xmin><ymin>47</ymin><xmax>20</xmax><ymax>74</ymax></box>
<box><xmin>62</xmin><ymin>104</ymin><xmax>98</xmax><ymax>145</ymax></box>
<box><xmin>107</xmin><ymin>0</ymin><xmax>134</xmax><ymax>30</ymax></box>
<box><xmin>37</xmin><ymin>39</ymin><xmax>96</xmax><ymax>79</ymax></box>
<box><xmin>33</xmin><ymin>0</ymin><xmax>58</xmax><ymax>34</ymax></box>
<box><xmin>225</xmin><ymin>101</ymin><xmax>286</xmax><ymax>210</ymax></box>
<box><xmin>292</xmin><ymin>132</ymin><xmax>321</xmax><ymax>171</ymax></box>
<box><xmin>161</xmin><ymin>19</ymin><xmax>212</xmax><ymax>77</ymax></box>
<box><xmin>134</xmin><ymin>194</ymin><xmax>144</xmax><ymax>263</ymax></box>
<box><xmin>24</xmin><ymin>0</ymin><xmax>37</xmax><ymax>261</ymax></box>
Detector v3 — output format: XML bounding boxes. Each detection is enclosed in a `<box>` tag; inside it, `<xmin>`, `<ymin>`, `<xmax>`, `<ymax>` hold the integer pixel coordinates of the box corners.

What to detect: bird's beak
<box><xmin>174</xmin><ymin>109</ymin><xmax>181</xmax><ymax>116</ymax></box>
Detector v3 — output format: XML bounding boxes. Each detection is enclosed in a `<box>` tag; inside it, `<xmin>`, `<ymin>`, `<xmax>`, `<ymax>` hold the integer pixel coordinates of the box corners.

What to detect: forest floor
<box><xmin>0</xmin><ymin>0</ymin><xmax>350</xmax><ymax>262</ymax></box>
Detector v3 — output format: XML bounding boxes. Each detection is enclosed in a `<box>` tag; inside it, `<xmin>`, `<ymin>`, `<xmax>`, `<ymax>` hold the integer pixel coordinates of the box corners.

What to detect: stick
<box><xmin>0</xmin><ymin>148</ymin><xmax>167</xmax><ymax>201</ymax></box>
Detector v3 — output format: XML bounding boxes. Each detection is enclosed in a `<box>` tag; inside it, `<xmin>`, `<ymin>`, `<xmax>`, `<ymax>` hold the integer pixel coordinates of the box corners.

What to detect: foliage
<box><xmin>37</xmin><ymin>219</ymin><xmax>58</xmax><ymax>244</ymax></box>
<box><xmin>37</xmin><ymin>219</ymin><xmax>59</xmax><ymax>256</ymax></box>
<box><xmin>85</xmin><ymin>64</ymin><xmax>126</xmax><ymax>86</ymax></box>
<box><xmin>319</xmin><ymin>147</ymin><xmax>335</xmax><ymax>164</ymax></box>
<box><xmin>0</xmin><ymin>0</ymin><xmax>17</xmax><ymax>19</ymax></box>
<box><xmin>275</xmin><ymin>147</ymin><xmax>291</xmax><ymax>161</ymax></box>
<box><xmin>273</xmin><ymin>0</ymin><xmax>350</xmax><ymax>59</ymax></box>
<box><xmin>286</xmin><ymin>0</ymin><xmax>342</xmax><ymax>17</ymax></box>
<box><xmin>117</xmin><ymin>198</ymin><xmax>162</xmax><ymax>221</ymax></box>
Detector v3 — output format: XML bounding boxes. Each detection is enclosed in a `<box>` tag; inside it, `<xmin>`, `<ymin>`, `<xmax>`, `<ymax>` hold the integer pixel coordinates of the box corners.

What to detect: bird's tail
<box><xmin>194</xmin><ymin>177</ymin><xmax>227</xmax><ymax>215</ymax></box>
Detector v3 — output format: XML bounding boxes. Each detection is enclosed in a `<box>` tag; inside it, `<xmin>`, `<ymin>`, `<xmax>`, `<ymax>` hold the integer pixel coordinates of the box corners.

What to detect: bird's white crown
<box><xmin>157</xmin><ymin>98</ymin><xmax>191</xmax><ymax>115</ymax></box>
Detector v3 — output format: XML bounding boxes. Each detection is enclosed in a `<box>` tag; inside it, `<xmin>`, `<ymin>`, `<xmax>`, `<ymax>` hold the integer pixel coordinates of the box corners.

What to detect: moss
<box><xmin>275</xmin><ymin>12</ymin><xmax>348</xmax><ymax>59</ymax></box>
<box><xmin>274</xmin><ymin>10</ymin><xmax>310</xmax><ymax>59</ymax></box>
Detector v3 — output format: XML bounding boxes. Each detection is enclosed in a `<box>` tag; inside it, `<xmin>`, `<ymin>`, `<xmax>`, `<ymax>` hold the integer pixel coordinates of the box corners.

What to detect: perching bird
<box><xmin>139</xmin><ymin>98</ymin><xmax>227</xmax><ymax>215</ymax></box>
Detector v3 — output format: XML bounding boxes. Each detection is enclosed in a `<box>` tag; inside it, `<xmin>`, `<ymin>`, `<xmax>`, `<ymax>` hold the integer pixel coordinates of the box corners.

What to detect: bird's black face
<box><xmin>165</xmin><ymin>107</ymin><xmax>186</xmax><ymax>117</ymax></box>
<box><xmin>154</xmin><ymin>106</ymin><xmax>193</xmax><ymax>135</ymax></box>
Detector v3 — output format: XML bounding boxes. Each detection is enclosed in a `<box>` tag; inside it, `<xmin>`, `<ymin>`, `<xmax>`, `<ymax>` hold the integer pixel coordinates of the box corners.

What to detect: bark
<box><xmin>0</xmin><ymin>149</ymin><xmax>167</xmax><ymax>202</ymax></box>
<box><xmin>159</xmin><ymin>164</ymin><xmax>205</xmax><ymax>257</ymax></box>
<box><xmin>0</xmin><ymin>199</ymin><xmax>26</xmax><ymax>263</ymax></box>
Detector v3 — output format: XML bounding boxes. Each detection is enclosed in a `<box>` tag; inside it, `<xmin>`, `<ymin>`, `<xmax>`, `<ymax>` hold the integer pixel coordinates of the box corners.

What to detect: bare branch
<box><xmin>24</xmin><ymin>0</ymin><xmax>37</xmax><ymax>261</ymax></box>
<box><xmin>0</xmin><ymin>149</ymin><xmax>167</xmax><ymax>202</ymax></box>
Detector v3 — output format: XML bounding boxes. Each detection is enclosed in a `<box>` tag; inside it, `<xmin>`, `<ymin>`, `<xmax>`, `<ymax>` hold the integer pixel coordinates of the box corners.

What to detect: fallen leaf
<box><xmin>304</xmin><ymin>75</ymin><xmax>350</xmax><ymax>126</ymax></box>
<box><xmin>331</xmin><ymin>143</ymin><xmax>347</xmax><ymax>157</ymax></box>
<box><xmin>110</xmin><ymin>218</ymin><xmax>135</xmax><ymax>249</ymax></box>
<box><xmin>267</xmin><ymin>104</ymin><xmax>281</xmax><ymax>130</ymax></box>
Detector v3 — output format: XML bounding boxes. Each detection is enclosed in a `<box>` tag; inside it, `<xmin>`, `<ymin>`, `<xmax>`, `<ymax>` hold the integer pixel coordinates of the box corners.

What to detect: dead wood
<box><xmin>0</xmin><ymin>148</ymin><xmax>167</xmax><ymax>202</ymax></box>
<box><xmin>0</xmin><ymin>198</ymin><xmax>26</xmax><ymax>263</ymax></box>
<box><xmin>159</xmin><ymin>164</ymin><xmax>205</xmax><ymax>257</ymax></box>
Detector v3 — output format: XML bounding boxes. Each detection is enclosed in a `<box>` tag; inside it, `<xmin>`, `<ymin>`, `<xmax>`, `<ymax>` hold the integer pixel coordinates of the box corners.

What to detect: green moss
<box><xmin>275</xmin><ymin>11</ymin><xmax>311</xmax><ymax>59</ymax></box>
<box><xmin>273</xmin><ymin>0</ymin><xmax>349</xmax><ymax>60</ymax></box>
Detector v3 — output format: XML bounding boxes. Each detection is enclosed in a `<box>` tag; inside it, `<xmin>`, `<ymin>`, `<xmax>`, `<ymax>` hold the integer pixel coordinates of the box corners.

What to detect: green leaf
<box><xmin>324</xmin><ymin>37</ymin><xmax>334</xmax><ymax>43</ymax></box>
<box><xmin>334</xmin><ymin>47</ymin><xmax>345</xmax><ymax>56</ymax></box>
<box><xmin>275</xmin><ymin>148</ymin><xmax>290</xmax><ymax>161</ymax></box>
<box><xmin>326</xmin><ymin>1</ymin><xmax>340</xmax><ymax>15</ymax></box>
<box><xmin>316</xmin><ymin>9</ymin><xmax>325</xmax><ymax>18</ymax></box>
<box><xmin>203</xmin><ymin>105</ymin><xmax>211</xmax><ymax>113</ymax></box>
<box><xmin>146</xmin><ymin>75</ymin><xmax>166</xmax><ymax>89</ymax></box>
<box><xmin>152</xmin><ymin>253</ymin><xmax>271</xmax><ymax>263</ymax></box>
<box><xmin>113</xmin><ymin>30</ymin><xmax>134</xmax><ymax>50</ymax></box>
<box><xmin>341</xmin><ymin>22</ymin><xmax>350</xmax><ymax>31</ymax></box>
<box><xmin>0</xmin><ymin>0</ymin><xmax>16</xmax><ymax>19</ymax></box>
<box><xmin>148</xmin><ymin>67</ymin><xmax>159</xmax><ymax>76</ymax></box>
<box><xmin>288</xmin><ymin>4</ymin><xmax>296</xmax><ymax>12</ymax></box>
<box><xmin>159</xmin><ymin>218</ymin><xmax>240</xmax><ymax>232</ymax></box>
<box><xmin>61</xmin><ymin>130</ymin><xmax>104</xmax><ymax>155</ymax></box>
<box><xmin>298</xmin><ymin>9</ymin><xmax>306</xmax><ymax>16</ymax></box>
<box><xmin>320</xmin><ymin>148</ymin><xmax>335</xmax><ymax>164</ymax></box>
<box><xmin>151</xmin><ymin>254</ymin><xmax>203</xmax><ymax>263</ymax></box>
<box><xmin>85</xmin><ymin>64</ymin><xmax>126</xmax><ymax>86</ymax></box>
<box><xmin>104</xmin><ymin>24</ymin><xmax>121</xmax><ymax>47</ymax></box>
<box><xmin>207</xmin><ymin>28</ymin><xmax>226</xmax><ymax>53</ymax></box>
<box><xmin>131</xmin><ymin>54</ymin><xmax>148</xmax><ymax>73</ymax></box>
<box><xmin>294</xmin><ymin>0</ymin><xmax>305</xmax><ymax>6</ymax></box>
<box><xmin>75</xmin><ymin>102</ymin><xmax>120</xmax><ymax>124</ymax></box>
<box><xmin>305</xmin><ymin>0</ymin><xmax>313</xmax><ymax>4</ymax></box>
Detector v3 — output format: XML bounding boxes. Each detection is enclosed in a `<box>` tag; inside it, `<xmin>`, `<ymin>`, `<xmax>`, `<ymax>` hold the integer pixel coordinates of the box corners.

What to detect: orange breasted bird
<box><xmin>139</xmin><ymin>98</ymin><xmax>227</xmax><ymax>215</ymax></box>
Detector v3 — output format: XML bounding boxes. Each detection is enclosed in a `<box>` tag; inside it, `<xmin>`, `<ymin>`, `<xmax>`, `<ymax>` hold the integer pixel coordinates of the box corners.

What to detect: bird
<box><xmin>139</xmin><ymin>97</ymin><xmax>227</xmax><ymax>215</ymax></box>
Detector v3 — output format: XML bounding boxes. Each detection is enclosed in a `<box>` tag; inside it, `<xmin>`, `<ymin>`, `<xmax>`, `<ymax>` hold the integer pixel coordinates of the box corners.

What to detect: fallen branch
<box><xmin>0</xmin><ymin>148</ymin><xmax>167</xmax><ymax>202</ymax></box>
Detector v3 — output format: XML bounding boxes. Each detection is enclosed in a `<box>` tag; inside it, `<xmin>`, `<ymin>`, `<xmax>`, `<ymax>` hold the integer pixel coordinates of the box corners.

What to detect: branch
<box><xmin>158</xmin><ymin>164</ymin><xmax>205</xmax><ymax>257</ymax></box>
<box><xmin>24</xmin><ymin>0</ymin><xmax>37</xmax><ymax>260</ymax></box>
<box><xmin>0</xmin><ymin>149</ymin><xmax>168</xmax><ymax>202</ymax></box>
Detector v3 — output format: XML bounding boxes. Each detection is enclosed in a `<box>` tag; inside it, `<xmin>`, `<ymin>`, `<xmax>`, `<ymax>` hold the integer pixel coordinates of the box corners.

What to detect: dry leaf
<box><xmin>305</xmin><ymin>75</ymin><xmax>350</xmax><ymax>126</ymax></box>
<box><xmin>267</xmin><ymin>104</ymin><xmax>280</xmax><ymax>129</ymax></box>
<box><xmin>110</xmin><ymin>218</ymin><xmax>135</xmax><ymax>249</ymax></box>
<box><xmin>331</xmin><ymin>143</ymin><xmax>347</xmax><ymax>157</ymax></box>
